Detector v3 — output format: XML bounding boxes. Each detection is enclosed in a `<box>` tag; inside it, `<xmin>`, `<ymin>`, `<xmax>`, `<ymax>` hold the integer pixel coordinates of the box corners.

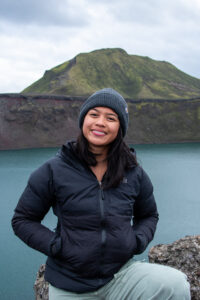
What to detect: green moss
<box><xmin>52</xmin><ymin>61</ymin><xmax>70</xmax><ymax>74</ymax></box>
<box><xmin>135</xmin><ymin>102</ymin><xmax>149</xmax><ymax>110</ymax></box>
<box><xmin>197</xmin><ymin>107</ymin><xmax>200</xmax><ymax>120</ymax></box>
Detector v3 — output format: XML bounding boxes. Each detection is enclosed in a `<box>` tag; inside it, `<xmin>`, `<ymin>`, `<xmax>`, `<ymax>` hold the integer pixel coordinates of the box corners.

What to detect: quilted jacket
<box><xmin>12</xmin><ymin>141</ymin><xmax>159</xmax><ymax>292</ymax></box>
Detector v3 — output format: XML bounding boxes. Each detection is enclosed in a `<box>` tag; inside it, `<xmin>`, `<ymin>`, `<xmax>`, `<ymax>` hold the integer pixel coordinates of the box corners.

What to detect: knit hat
<box><xmin>79</xmin><ymin>88</ymin><xmax>129</xmax><ymax>137</ymax></box>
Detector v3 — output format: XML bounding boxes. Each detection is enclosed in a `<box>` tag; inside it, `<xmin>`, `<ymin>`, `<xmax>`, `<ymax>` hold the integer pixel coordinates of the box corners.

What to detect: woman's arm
<box><xmin>11</xmin><ymin>161</ymin><xmax>59</xmax><ymax>257</ymax></box>
<box><xmin>133</xmin><ymin>168</ymin><xmax>159</xmax><ymax>254</ymax></box>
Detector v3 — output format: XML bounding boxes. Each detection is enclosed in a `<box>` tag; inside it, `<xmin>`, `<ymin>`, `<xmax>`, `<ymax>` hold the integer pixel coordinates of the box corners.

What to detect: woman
<box><xmin>12</xmin><ymin>88</ymin><xmax>190</xmax><ymax>299</ymax></box>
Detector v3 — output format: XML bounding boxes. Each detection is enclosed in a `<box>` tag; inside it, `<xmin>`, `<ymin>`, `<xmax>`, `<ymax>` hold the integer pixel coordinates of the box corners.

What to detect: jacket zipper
<box><xmin>99</xmin><ymin>181</ymin><xmax>106</xmax><ymax>246</ymax></box>
<box><xmin>130</xmin><ymin>202</ymin><xmax>134</xmax><ymax>226</ymax></box>
<box><xmin>98</xmin><ymin>181</ymin><xmax>106</xmax><ymax>280</ymax></box>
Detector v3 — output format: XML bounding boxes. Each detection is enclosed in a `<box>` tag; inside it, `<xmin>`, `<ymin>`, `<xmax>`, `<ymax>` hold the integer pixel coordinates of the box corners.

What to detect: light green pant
<box><xmin>49</xmin><ymin>260</ymin><xmax>191</xmax><ymax>300</ymax></box>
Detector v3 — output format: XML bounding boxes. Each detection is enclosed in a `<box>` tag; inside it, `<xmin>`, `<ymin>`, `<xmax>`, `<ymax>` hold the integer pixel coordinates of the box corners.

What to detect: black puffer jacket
<box><xmin>12</xmin><ymin>141</ymin><xmax>159</xmax><ymax>293</ymax></box>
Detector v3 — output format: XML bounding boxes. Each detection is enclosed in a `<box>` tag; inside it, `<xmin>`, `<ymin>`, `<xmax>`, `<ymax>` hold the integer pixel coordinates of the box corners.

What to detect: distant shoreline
<box><xmin>0</xmin><ymin>94</ymin><xmax>200</xmax><ymax>150</ymax></box>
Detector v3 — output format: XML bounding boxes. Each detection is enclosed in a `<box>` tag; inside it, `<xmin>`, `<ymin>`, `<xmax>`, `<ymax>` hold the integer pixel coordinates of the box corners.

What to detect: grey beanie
<box><xmin>79</xmin><ymin>88</ymin><xmax>129</xmax><ymax>137</ymax></box>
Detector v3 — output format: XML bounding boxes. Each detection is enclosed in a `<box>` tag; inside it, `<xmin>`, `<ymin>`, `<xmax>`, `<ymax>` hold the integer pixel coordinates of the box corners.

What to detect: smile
<box><xmin>92</xmin><ymin>130</ymin><xmax>106</xmax><ymax>136</ymax></box>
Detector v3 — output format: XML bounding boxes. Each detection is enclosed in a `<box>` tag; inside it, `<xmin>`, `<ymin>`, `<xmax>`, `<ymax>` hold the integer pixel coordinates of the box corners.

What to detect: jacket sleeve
<box><xmin>133</xmin><ymin>168</ymin><xmax>159</xmax><ymax>254</ymax></box>
<box><xmin>11</xmin><ymin>161</ymin><xmax>60</xmax><ymax>257</ymax></box>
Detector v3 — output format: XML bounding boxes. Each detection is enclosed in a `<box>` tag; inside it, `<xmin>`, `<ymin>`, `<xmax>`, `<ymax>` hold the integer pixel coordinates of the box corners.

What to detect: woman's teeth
<box><xmin>92</xmin><ymin>130</ymin><xmax>106</xmax><ymax>136</ymax></box>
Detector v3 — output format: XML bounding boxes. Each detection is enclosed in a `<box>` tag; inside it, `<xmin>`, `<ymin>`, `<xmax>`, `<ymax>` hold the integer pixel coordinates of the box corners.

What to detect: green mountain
<box><xmin>22</xmin><ymin>48</ymin><xmax>200</xmax><ymax>99</ymax></box>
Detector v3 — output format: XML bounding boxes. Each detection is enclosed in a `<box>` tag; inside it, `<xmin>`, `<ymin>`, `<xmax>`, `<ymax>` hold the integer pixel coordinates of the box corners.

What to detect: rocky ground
<box><xmin>149</xmin><ymin>235</ymin><xmax>200</xmax><ymax>300</ymax></box>
<box><xmin>34</xmin><ymin>264</ymin><xmax>49</xmax><ymax>300</ymax></box>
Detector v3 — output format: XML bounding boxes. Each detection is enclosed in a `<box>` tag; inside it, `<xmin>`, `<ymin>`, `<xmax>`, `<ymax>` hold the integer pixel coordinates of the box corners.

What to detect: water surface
<box><xmin>0</xmin><ymin>143</ymin><xmax>199</xmax><ymax>299</ymax></box>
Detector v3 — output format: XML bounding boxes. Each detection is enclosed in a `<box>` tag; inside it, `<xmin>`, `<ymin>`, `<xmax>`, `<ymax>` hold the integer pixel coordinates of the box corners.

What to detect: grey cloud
<box><xmin>103</xmin><ymin>0</ymin><xmax>165</xmax><ymax>25</ymax></box>
<box><xmin>0</xmin><ymin>0</ymin><xmax>89</xmax><ymax>27</ymax></box>
<box><xmin>155</xmin><ymin>0</ymin><xmax>200</xmax><ymax>25</ymax></box>
<box><xmin>97</xmin><ymin>0</ymin><xmax>200</xmax><ymax>27</ymax></box>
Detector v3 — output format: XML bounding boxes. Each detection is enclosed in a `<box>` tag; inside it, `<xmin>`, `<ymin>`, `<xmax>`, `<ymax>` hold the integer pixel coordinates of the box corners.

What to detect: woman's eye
<box><xmin>90</xmin><ymin>113</ymin><xmax>98</xmax><ymax>117</ymax></box>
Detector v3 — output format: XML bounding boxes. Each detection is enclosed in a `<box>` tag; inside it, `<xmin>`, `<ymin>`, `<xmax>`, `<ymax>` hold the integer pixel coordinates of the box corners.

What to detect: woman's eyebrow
<box><xmin>90</xmin><ymin>108</ymin><xmax>118</xmax><ymax>117</ymax></box>
<box><xmin>106</xmin><ymin>113</ymin><xmax>118</xmax><ymax>118</ymax></box>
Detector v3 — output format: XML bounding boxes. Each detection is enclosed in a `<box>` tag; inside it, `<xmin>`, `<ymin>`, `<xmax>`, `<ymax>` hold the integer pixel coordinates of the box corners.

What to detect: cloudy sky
<box><xmin>0</xmin><ymin>0</ymin><xmax>200</xmax><ymax>93</ymax></box>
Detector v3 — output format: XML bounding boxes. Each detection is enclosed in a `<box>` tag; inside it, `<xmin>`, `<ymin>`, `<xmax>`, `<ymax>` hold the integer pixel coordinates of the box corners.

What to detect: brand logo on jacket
<box><xmin>122</xmin><ymin>177</ymin><xmax>128</xmax><ymax>184</ymax></box>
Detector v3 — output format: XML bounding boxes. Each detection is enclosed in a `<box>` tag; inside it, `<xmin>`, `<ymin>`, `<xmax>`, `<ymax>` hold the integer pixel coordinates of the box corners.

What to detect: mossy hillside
<box><xmin>127</xmin><ymin>99</ymin><xmax>200</xmax><ymax>143</ymax></box>
<box><xmin>22</xmin><ymin>48</ymin><xmax>200</xmax><ymax>99</ymax></box>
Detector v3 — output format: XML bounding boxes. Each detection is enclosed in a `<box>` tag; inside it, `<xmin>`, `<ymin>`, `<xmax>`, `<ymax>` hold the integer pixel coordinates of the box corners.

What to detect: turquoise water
<box><xmin>0</xmin><ymin>143</ymin><xmax>200</xmax><ymax>299</ymax></box>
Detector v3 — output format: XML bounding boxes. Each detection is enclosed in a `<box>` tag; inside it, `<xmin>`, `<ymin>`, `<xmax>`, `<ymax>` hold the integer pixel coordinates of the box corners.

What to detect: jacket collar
<box><xmin>56</xmin><ymin>140</ymin><xmax>86</xmax><ymax>172</ymax></box>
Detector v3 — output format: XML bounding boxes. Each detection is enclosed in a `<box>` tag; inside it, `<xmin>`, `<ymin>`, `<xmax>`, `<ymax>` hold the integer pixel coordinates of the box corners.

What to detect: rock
<box><xmin>34</xmin><ymin>264</ymin><xmax>49</xmax><ymax>300</ymax></box>
<box><xmin>34</xmin><ymin>235</ymin><xmax>200</xmax><ymax>299</ymax></box>
<box><xmin>149</xmin><ymin>235</ymin><xmax>200</xmax><ymax>300</ymax></box>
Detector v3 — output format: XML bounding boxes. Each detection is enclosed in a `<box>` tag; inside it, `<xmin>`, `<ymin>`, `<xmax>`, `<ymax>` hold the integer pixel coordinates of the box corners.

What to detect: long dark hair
<box><xmin>75</xmin><ymin>128</ymin><xmax>138</xmax><ymax>189</ymax></box>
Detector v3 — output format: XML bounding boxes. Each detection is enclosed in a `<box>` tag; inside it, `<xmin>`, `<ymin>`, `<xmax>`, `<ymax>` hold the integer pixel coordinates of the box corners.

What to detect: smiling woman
<box><xmin>83</xmin><ymin>107</ymin><xmax>120</xmax><ymax>147</ymax></box>
<box><xmin>81</xmin><ymin>106</ymin><xmax>120</xmax><ymax>182</ymax></box>
<box><xmin>11</xmin><ymin>88</ymin><xmax>190</xmax><ymax>300</ymax></box>
<box><xmin>76</xmin><ymin>88</ymin><xmax>134</xmax><ymax>188</ymax></box>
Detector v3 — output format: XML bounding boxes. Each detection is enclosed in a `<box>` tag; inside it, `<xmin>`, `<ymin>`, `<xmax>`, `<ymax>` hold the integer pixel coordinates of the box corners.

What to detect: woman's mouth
<box><xmin>92</xmin><ymin>130</ymin><xmax>106</xmax><ymax>136</ymax></box>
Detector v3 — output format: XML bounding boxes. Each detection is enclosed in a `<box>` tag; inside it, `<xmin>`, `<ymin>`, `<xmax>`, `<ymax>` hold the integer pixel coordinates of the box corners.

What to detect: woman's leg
<box><xmin>100</xmin><ymin>260</ymin><xmax>191</xmax><ymax>300</ymax></box>
<box><xmin>49</xmin><ymin>284</ymin><xmax>97</xmax><ymax>300</ymax></box>
<box><xmin>49</xmin><ymin>260</ymin><xmax>191</xmax><ymax>300</ymax></box>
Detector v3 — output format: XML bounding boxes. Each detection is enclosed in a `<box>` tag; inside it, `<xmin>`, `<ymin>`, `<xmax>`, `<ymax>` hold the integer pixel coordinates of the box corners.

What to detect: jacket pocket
<box><xmin>135</xmin><ymin>232</ymin><xmax>148</xmax><ymax>254</ymax></box>
<box><xmin>49</xmin><ymin>234</ymin><xmax>62</xmax><ymax>257</ymax></box>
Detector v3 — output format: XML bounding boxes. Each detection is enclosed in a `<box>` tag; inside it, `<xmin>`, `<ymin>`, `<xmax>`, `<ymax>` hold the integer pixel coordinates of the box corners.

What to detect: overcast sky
<box><xmin>0</xmin><ymin>0</ymin><xmax>200</xmax><ymax>93</ymax></box>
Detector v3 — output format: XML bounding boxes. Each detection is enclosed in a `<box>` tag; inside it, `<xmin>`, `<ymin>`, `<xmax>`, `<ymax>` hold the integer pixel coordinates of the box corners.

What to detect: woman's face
<box><xmin>82</xmin><ymin>107</ymin><xmax>120</xmax><ymax>150</ymax></box>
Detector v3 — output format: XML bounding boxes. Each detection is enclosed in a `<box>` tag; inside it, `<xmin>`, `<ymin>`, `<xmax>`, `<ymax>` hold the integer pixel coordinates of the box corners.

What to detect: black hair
<box><xmin>75</xmin><ymin>128</ymin><xmax>138</xmax><ymax>189</ymax></box>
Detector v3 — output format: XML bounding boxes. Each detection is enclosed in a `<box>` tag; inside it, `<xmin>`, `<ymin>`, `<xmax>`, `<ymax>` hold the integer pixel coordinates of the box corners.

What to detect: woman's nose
<box><xmin>95</xmin><ymin>116</ymin><xmax>105</xmax><ymax>126</ymax></box>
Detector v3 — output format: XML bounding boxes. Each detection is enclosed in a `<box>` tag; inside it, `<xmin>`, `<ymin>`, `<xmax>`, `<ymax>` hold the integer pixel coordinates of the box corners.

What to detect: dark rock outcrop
<box><xmin>1</xmin><ymin>94</ymin><xmax>200</xmax><ymax>150</ymax></box>
<box><xmin>34</xmin><ymin>235</ymin><xmax>200</xmax><ymax>299</ymax></box>
<box><xmin>149</xmin><ymin>235</ymin><xmax>200</xmax><ymax>300</ymax></box>
<box><xmin>34</xmin><ymin>264</ymin><xmax>49</xmax><ymax>300</ymax></box>
<box><xmin>0</xmin><ymin>94</ymin><xmax>83</xmax><ymax>150</ymax></box>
